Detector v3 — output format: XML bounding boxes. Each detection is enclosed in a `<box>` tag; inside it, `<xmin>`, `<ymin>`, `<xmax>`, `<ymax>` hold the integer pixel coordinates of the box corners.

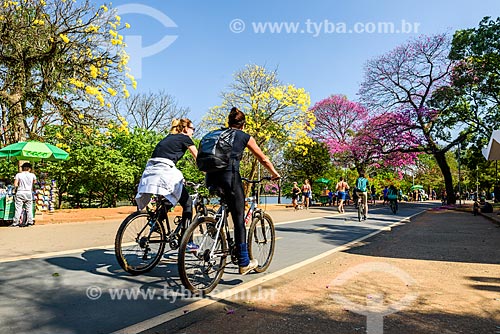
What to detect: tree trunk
<box><xmin>4</xmin><ymin>91</ymin><xmax>27</xmax><ymax>143</ymax></box>
<box><xmin>433</xmin><ymin>151</ymin><xmax>456</xmax><ymax>204</ymax></box>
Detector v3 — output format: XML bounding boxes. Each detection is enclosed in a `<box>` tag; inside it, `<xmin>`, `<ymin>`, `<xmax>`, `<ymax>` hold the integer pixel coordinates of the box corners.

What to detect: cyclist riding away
<box><xmin>205</xmin><ymin>107</ymin><xmax>280</xmax><ymax>275</ymax></box>
<box><xmin>387</xmin><ymin>184</ymin><xmax>399</xmax><ymax>213</ymax></box>
<box><xmin>355</xmin><ymin>171</ymin><xmax>369</xmax><ymax>220</ymax></box>
<box><xmin>135</xmin><ymin>118</ymin><xmax>198</xmax><ymax>249</ymax></box>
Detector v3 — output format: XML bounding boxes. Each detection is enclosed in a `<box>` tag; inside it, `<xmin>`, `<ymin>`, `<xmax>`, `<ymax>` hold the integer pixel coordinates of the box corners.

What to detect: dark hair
<box><xmin>228</xmin><ymin>107</ymin><xmax>246</xmax><ymax>129</ymax></box>
<box><xmin>21</xmin><ymin>162</ymin><xmax>32</xmax><ymax>170</ymax></box>
<box><xmin>359</xmin><ymin>171</ymin><xmax>365</xmax><ymax>178</ymax></box>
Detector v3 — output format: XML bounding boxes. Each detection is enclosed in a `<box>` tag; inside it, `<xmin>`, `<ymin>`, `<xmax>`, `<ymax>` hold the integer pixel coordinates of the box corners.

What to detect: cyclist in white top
<box><xmin>11</xmin><ymin>162</ymin><xmax>37</xmax><ymax>227</ymax></box>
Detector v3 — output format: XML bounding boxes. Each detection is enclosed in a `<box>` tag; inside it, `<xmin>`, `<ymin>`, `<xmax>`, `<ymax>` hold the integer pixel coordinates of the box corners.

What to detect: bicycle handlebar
<box><xmin>241</xmin><ymin>176</ymin><xmax>274</xmax><ymax>184</ymax></box>
<box><xmin>185</xmin><ymin>181</ymin><xmax>203</xmax><ymax>190</ymax></box>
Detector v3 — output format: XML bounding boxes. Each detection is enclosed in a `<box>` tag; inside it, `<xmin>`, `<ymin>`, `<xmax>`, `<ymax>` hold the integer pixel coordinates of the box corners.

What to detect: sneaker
<box><xmin>8</xmin><ymin>223</ymin><xmax>19</xmax><ymax>227</ymax></box>
<box><xmin>239</xmin><ymin>259</ymin><xmax>258</xmax><ymax>275</ymax></box>
<box><xmin>186</xmin><ymin>242</ymin><xmax>199</xmax><ymax>252</ymax></box>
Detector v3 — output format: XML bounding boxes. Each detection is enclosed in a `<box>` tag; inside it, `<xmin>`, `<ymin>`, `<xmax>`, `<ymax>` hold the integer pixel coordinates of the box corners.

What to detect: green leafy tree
<box><xmin>42</xmin><ymin>119</ymin><xmax>137</xmax><ymax>208</ymax></box>
<box><xmin>446</xmin><ymin>17</ymin><xmax>500</xmax><ymax>141</ymax></box>
<box><xmin>283</xmin><ymin>140</ymin><xmax>331</xmax><ymax>199</ymax></box>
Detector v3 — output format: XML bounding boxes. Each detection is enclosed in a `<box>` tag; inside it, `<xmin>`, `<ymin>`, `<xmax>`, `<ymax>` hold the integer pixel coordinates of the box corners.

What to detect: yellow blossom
<box><xmin>85</xmin><ymin>86</ymin><xmax>99</xmax><ymax>95</ymax></box>
<box><xmin>69</xmin><ymin>78</ymin><xmax>84</xmax><ymax>88</ymax></box>
<box><xmin>89</xmin><ymin>65</ymin><xmax>98</xmax><ymax>78</ymax></box>
<box><xmin>59</xmin><ymin>34</ymin><xmax>70</xmax><ymax>43</ymax></box>
<box><xmin>107</xmin><ymin>87</ymin><xmax>117</xmax><ymax>96</ymax></box>
<box><xmin>78</xmin><ymin>114</ymin><xmax>84</xmax><ymax>119</ymax></box>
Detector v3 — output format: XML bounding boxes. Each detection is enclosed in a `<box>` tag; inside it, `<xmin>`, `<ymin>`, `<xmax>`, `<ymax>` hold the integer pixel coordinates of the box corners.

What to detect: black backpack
<box><xmin>196</xmin><ymin>128</ymin><xmax>236</xmax><ymax>172</ymax></box>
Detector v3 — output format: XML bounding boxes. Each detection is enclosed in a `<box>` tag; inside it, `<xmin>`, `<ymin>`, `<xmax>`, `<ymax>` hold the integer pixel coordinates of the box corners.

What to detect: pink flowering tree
<box><xmin>309</xmin><ymin>95</ymin><xmax>418</xmax><ymax>174</ymax></box>
<box><xmin>359</xmin><ymin>34</ymin><xmax>474</xmax><ymax>204</ymax></box>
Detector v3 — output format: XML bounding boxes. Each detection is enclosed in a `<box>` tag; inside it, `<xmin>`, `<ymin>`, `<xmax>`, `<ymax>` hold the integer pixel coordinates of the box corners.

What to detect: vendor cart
<box><xmin>0</xmin><ymin>194</ymin><xmax>36</xmax><ymax>223</ymax></box>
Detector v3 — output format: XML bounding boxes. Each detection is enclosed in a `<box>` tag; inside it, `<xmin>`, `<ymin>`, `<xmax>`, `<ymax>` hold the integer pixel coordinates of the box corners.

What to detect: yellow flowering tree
<box><xmin>0</xmin><ymin>0</ymin><xmax>135</xmax><ymax>144</ymax></box>
<box><xmin>203</xmin><ymin>64</ymin><xmax>314</xmax><ymax>180</ymax></box>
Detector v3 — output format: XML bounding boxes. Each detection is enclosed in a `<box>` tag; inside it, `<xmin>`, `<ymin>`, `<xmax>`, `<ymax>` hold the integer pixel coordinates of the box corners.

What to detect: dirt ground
<box><xmin>147</xmin><ymin>209</ymin><xmax>500</xmax><ymax>334</ymax></box>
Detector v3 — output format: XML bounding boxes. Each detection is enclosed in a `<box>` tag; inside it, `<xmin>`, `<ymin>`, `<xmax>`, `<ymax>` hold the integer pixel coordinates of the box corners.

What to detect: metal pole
<box><xmin>458</xmin><ymin>142</ymin><xmax>461</xmax><ymax>206</ymax></box>
<box><xmin>476</xmin><ymin>166</ymin><xmax>479</xmax><ymax>194</ymax></box>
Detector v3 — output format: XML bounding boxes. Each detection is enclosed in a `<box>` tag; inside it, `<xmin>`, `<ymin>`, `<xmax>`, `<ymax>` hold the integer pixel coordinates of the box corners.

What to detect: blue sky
<box><xmin>110</xmin><ymin>0</ymin><xmax>500</xmax><ymax>124</ymax></box>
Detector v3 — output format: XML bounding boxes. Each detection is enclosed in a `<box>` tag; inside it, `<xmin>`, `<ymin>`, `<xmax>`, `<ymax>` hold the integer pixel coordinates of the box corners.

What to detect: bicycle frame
<box><xmin>145</xmin><ymin>182</ymin><xmax>207</xmax><ymax>247</ymax></box>
<box><xmin>195</xmin><ymin>177</ymin><xmax>269</xmax><ymax>264</ymax></box>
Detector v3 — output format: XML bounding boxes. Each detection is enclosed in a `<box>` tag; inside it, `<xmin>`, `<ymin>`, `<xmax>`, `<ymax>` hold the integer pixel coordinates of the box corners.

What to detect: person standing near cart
<box><xmin>10</xmin><ymin>162</ymin><xmax>36</xmax><ymax>227</ymax></box>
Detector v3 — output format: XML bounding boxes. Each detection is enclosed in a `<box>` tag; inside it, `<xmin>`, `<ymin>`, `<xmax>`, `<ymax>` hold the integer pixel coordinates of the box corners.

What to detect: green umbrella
<box><xmin>410</xmin><ymin>185</ymin><xmax>424</xmax><ymax>191</ymax></box>
<box><xmin>0</xmin><ymin>141</ymin><xmax>69</xmax><ymax>161</ymax></box>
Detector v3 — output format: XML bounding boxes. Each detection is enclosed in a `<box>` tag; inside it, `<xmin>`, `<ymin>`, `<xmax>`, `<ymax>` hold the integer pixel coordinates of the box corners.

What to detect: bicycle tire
<box><xmin>178</xmin><ymin>216</ymin><xmax>227</xmax><ymax>295</ymax></box>
<box><xmin>358</xmin><ymin>202</ymin><xmax>362</xmax><ymax>222</ymax></box>
<box><xmin>115</xmin><ymin>211</ymin><xmax>166</xmax><ymax>275</ymax></box>
<box><xmin>193</xmin><ymin>208</ymin><xmax>216</xmax><ymax>224</ymax></box>
<box><xmin>390</xmin><ymin>201</ymin><xmax>397</xmax><ymax>214</ymax></box>
<box><xmin>248</xmin><ymin>212</ymin><xmax>275</xmax><ymax>273</ymax></box>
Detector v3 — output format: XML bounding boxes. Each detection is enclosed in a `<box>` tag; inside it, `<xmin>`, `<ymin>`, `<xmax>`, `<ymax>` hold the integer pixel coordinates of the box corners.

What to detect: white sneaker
<box><xmin>239</xmin><ymin>259</ymin><xmax>258</xmax><ymax>275</ymax></box>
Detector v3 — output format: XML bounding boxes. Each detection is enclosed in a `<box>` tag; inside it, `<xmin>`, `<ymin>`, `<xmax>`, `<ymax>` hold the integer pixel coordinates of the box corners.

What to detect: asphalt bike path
<box><xmin>0</xmin><ymin>202</ymin><xmax>437</xmax><ymax>334</ymax></box>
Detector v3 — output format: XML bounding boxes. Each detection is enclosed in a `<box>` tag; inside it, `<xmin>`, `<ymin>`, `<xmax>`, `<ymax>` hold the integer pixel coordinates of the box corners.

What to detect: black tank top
<box><xmin>227</xmin><ymin>129</ymin><xmax>250</xmax><ymax>172</ymax></box>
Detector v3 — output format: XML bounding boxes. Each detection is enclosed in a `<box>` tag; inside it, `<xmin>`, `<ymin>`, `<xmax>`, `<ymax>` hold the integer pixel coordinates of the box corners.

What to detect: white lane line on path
<box><xmin>112</xmin><ymin>210</ymin><xmax>426</xmax><ymax>334</ymax></box>
<box><xmin>0</xmin><ymin>244</ymin><xmax>116</xmax><ymax>263</ymax></box>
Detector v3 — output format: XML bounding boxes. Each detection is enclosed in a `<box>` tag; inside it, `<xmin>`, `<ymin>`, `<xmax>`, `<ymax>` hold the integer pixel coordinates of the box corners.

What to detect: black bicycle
<box><xmin>389</xmin><ymin>198</ymin><xmax>398</xmax><ymax>214</ymax></box>
<box><xmin>356</xmin><ymin>190</ymin><xmax>367</xmax><ymax>221</ymax></box>
<box><xmin>177</xmin><ymin>177</ymin><xmax>276</xmax><ymax>295</ymax></box>
<box><xmin>114</xmin><ymin>182</ymin><xmax>214</xmax><ymax>275</ymax></box>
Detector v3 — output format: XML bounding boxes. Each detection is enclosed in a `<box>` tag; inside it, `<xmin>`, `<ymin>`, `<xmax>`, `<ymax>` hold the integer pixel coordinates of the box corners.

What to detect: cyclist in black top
<box><xmin>136</xmin><ymin>118</ymin><xmax>197</xmax><ymax>246</ymax></box>
<box><xmin>205</xmin><ymin>107</ymin><xmax>280</xmax><ymax>275</ymax></box>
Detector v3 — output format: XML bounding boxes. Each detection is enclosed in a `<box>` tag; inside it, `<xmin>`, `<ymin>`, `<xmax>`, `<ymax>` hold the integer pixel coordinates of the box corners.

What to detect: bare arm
<box><xmin>246</xmin><ymin>136</ymin><xmax>280</xmax><ymax>179</ymax></box>
<box><xmin>187</xmin><ymin>145</ymin><xmax>198</xmax><ymax>159</ymax></box>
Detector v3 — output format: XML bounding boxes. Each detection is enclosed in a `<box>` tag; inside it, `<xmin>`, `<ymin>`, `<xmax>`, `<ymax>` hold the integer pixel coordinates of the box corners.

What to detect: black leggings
<box><xmin>178</xmin><ymin>184</ymin><xmax>192</xmax><ymax>224</ymax></box>
<box><xmin>206</xmin><ymin>171</ymin><xmax>246</xmax><ymax>245</ymax></box>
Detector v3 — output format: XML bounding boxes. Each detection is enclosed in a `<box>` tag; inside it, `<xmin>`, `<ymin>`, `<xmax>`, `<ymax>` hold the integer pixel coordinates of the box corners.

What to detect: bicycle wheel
<box><xmin>391</xmin><ymin>201</ymin><xmax>397</xmax><ymax>214</ymax></box>
<box><xmin>178</xmin><ymin>216</ymin><xmax>227</xmax><ymax>295</ymax></box>
<box><xmin>115</xmin><ymin>211</ymin><xmax>166</xmax><ymax>275</ymax></box>
<box><xmin>193</xmin><ymin>208</ymin><xmax>217</xmax><ymax>223</ymax></box>
<box><xmin>358</xmin><ymin>202</ymin><xmax>362</xmax><ymax>222</ymax></box>
<box><xmin>248</xmin><ymin>212</ymin><xmax>275</xmax><ymax>273</ymax></box>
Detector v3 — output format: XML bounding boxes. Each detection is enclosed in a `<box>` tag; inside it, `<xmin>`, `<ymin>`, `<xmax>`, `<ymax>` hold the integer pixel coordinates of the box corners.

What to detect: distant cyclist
<box><xmin>355</xmin><ymin>171</ymin><xmax>369</xmax><ymax>219</ymax></box>
<box><xmin>387</xmin><ymin>184</ymin><xmax>399</xmax><ymax>212</ymax></box>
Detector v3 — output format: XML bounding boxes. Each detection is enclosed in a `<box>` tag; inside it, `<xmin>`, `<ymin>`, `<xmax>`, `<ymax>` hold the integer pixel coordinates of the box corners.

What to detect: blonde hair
<box><xmin>170</xmin><ymin>118</ymin><xmax>193</xmax><ymax>134</ymax></box>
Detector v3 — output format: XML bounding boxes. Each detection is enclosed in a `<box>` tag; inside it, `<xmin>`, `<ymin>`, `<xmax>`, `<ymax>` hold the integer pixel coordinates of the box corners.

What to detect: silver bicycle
<box><xmin>177</xmin><ymin>177</ymin><xmax>276</xmax><ymax>295</ymax></box>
